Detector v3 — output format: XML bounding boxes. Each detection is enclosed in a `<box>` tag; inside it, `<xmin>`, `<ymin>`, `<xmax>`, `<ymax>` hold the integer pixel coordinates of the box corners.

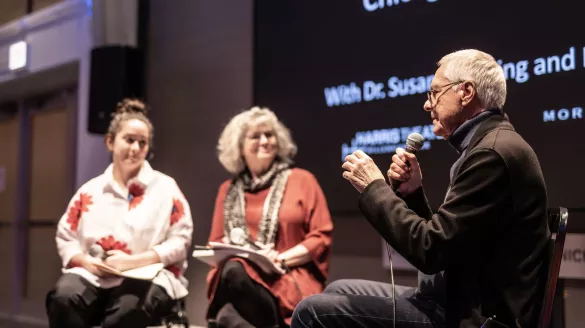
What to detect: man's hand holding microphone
<box><xmin>342</xmin><ymin>133</ymin><xmax>425</xmax><ymax>195</ymax></box>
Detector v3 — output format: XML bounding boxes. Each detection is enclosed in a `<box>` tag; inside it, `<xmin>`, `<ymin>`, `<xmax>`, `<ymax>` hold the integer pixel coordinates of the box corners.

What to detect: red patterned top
<box><xmin>55</xmin><ymin>161</ymin><xmax>193</xmax><ymax>299</ymax></box>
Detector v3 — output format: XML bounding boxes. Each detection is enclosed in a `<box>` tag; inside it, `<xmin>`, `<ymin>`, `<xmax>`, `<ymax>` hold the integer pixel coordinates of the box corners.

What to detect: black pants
<box><xmin>46</xmin><ymin>273</ymin><xmax>174</xmax><ymax>328</ymax></box>
<box><xmin>291</xmin><ymin>279</ymin><xmax>445</xmax><ymax>328</ymax></box>
<box><xmin>209</xmin><ymin>261</ymin><xmax>282</xmax><ymax>328</ymax></box>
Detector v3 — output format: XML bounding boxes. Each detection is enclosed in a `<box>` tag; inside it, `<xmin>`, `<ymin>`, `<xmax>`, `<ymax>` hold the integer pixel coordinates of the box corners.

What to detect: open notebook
<box><xmin>93</xmin><ymin>262</ymin><xmax>165</xmax><ymax>280</ymax></box>
<box><xmin>192</xmin><ymin>242</ymin><xmax>284</xmax><ymax>276</ymax></box>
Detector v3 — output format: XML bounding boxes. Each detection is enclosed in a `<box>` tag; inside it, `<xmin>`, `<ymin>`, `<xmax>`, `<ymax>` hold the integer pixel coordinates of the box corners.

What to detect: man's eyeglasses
<box><xmin>426</xmin><ymin>81</ymin><xmax>464</xmax><ymax>106</ymax></box>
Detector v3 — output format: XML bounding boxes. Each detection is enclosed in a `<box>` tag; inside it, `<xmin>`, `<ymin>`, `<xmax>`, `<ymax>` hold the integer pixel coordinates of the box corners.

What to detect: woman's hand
<box><xmin>255</xmin><ymin>242</ymin><xmax>279</xmax><ymax>263</ymax></box>
<box><xmin>81</xmin><ymin>256</ymin><xmax>114</xmax><ymax>278</ymax></box>
<box><xmin>104</xmin><ymin>250</ymin><xmax>137</xmax><ymax>271</ymax></box>
<box><xmin>254</xmin><ymin>243</ymin><xmax>287</xmax><ymax>275</ymax></box>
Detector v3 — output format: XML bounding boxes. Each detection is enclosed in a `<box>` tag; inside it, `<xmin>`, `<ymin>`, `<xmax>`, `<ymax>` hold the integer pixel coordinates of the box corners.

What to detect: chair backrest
<box><xmin>538</xmin><ymin>207</ymin><xmax>568</xmax><ymax>328</ymax></box>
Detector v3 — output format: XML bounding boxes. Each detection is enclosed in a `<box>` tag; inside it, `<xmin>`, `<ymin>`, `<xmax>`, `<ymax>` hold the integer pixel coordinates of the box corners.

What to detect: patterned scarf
<box><xmin>223</xmin><ymin>161</ymin><xmax>292</xmax><ymax>246</ymax></box>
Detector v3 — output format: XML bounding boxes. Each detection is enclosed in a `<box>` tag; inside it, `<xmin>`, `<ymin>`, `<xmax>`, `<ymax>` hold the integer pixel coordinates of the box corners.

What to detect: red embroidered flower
<box><xmin>66</xmin><ymin>193</ymin><xmax>93</xmax><ymax>232</ymax></box>
<box><xmin>128</xmin><ymin>183</ymin><xmax>145</xmax><ymax>210</ymax></box>
<box><xmin>170</xmin><ymin>198</ymin><xmax>185</xmax><ymax>226</ymax></box>
<box><xmin>96</xmin><ymin>235</ymin><xmax>132</xmax><ymax>254</ymax></box>
<box><xmin>165</xmin><ymin>265</ymin><xmax>181</xmax><ymax>278</ymax></box>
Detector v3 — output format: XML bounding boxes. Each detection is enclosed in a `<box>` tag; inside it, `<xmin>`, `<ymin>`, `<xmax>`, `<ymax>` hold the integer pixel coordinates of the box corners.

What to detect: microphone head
<box><xmin>229</xmin><ymin>227</ymin><xmax>246</xmax><ymax>246</ymax></box>
<box><xmin>88</xmin><ymin>244</ymin><xmax>104</xmax><ymax>259</ymax></box>
<box><xmin>405</xmin><ymin>133</ymin><xmax>425</xmax><ymax>153</ymax></box>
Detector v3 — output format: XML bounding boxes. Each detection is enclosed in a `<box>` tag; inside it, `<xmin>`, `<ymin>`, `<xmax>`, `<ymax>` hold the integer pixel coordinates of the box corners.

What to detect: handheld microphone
<box><xmin>88</xmin><ymin>244</ymin><xmax>106</xmax><ymax>259</ymax></box>
<box><xmin>391</xmin><ymin>132</ymin><xmax>425</xmax><ymax>191</ymax></box>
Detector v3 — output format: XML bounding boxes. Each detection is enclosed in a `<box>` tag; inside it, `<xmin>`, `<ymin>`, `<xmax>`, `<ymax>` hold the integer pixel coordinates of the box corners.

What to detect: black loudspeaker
<box><xmin>87</xmin><ymin>45</ymin><xmax>144</xmax><ymax>134</ymax></box>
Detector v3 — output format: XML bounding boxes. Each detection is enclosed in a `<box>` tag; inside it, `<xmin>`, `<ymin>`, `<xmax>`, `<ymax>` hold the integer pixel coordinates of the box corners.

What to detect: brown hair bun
<box><xmin>115</xmin><ymin>98</ymin><xmax>148</xmax><ymax>116</ymax></box>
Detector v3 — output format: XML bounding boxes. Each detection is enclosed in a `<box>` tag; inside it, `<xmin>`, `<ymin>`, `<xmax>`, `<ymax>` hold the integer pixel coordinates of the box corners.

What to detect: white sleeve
<box><xmin>152</xmin><ymin>179</ymin><xmax>194</xmax><ymax>265</ymax></box>
<box><xmin>56</xmin><ymin>189</ymin><xmax>88</xmax><ymax>267</ymax></box>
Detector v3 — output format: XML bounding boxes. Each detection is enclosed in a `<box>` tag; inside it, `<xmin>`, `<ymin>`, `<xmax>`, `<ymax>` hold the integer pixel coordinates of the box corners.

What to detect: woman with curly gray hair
<box><xmin>206</xmin><ymin>107</ymin><xmax>333</xmax><ymax>328</ymax></box>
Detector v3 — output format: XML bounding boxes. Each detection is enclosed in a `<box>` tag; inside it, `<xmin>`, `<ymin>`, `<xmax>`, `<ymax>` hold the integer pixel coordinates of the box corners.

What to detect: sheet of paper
<box><xmin>193</xmin><ymin>244</ymin><xmax>285</xmax><ymax>275</ymax></box>
<box><xmin>93</xmin><ymin>262</ymin><xmax>165</xmax><ymax>280</ymax></box>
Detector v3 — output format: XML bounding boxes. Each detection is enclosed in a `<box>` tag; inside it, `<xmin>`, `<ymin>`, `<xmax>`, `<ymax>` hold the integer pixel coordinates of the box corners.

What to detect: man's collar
<box><xmin>447</xmin><ymin>109</ymin><xmax>501</xmax><ymax>153</ymax></box>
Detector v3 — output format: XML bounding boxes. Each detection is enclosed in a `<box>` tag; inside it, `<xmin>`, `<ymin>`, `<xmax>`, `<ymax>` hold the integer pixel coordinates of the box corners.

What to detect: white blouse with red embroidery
<box><xmin>56</xmin><ymin>161</ymin><xmax>193</xmax><ymax>299</ymax></box>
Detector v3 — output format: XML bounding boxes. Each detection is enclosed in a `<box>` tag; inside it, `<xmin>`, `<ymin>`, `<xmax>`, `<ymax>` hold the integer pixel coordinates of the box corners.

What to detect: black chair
<box><xmin>538</xmin><ymin>207</ymin><xmax>568</xmax><ymax>328</ymax></box>
<box><xmin>89</xmin><ymin>298</ymin><xmax>189</xmax><ymax>328</ymax></box>
<box><xmin>155</xmin><ymin>298</ymin><xmax>189</xmax><ymax>328</ymax></box>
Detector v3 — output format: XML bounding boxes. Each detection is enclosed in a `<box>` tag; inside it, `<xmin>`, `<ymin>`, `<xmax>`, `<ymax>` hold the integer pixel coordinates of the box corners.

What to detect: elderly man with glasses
<box><xmin>292</xmin><ymin>49</ymin><xmax>549</xmax><ymax>328</ymax></box>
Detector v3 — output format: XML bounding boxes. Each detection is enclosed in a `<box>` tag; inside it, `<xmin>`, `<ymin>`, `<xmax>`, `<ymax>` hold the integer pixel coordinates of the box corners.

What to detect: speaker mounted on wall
<box><xmin>86</xmin><ymin>0</ymin><xmax>149</xmax><ymax>135</ymax></box>
<box><xmin>87</xmin><ymin>45</ymin><xmax>144</xmax><ymax>134</ymax></box>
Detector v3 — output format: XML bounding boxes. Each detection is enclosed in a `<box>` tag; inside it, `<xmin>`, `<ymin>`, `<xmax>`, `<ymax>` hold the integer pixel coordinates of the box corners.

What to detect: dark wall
<box><xmin>145</xmin><ymin>0</ymin><xmax>416</xmax><ymax>325</ymax></box>
<box><xmin>146</xmin><ymin>0</ymin><xmax>254</xmax><ymax>323</ymax></box>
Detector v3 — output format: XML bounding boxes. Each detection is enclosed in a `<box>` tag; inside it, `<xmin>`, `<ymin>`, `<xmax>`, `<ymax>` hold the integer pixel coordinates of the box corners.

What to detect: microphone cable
<box><xmin>385</xmin><ymin>242</ymin><xmax>396</xmax><ymax>328</ymax></box>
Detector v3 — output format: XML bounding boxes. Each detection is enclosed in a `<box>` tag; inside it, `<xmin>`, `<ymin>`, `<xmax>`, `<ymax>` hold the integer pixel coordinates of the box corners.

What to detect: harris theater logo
<box><xmin>341</xmin><ymin>124</ymin><xmax>439</xmax><ymax>161</ymax></box>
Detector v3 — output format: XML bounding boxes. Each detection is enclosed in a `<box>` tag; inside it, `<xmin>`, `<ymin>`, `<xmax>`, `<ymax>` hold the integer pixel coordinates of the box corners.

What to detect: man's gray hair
<box><xmin>438</xmin><ymin>49</ymin><xmax>507</xmax><ymax>110</ymax></box>
<box><xmin>217</xmin><ymin>106</ymin><xmax>297</xmax><ymax>175</ymax></box>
